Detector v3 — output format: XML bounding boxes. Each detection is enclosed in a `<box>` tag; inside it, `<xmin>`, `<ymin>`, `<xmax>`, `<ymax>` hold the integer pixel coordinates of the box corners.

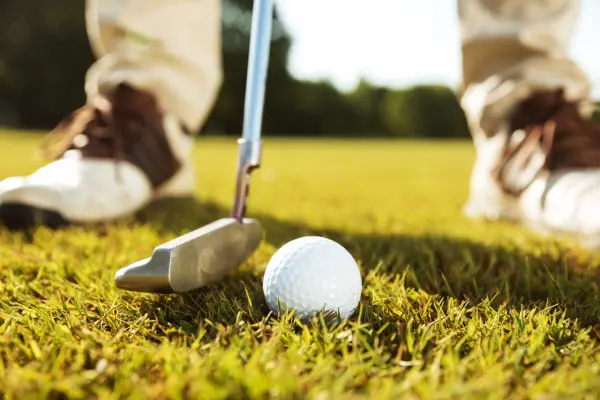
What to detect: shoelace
<box><xmin>492</xmin><ymin>89</ymin><xmax>600</xmax><ymax>196</ymax></box>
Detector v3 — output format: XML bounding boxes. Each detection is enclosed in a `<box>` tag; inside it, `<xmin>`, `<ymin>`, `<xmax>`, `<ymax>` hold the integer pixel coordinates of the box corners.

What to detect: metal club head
<box><xmin>113</xmin><ymin>0</ymin><xmax>274</xmax><ymax>293</ymax></box>
<box><xmin>114</xmin><ymin>218</ymin><xmax>263</xmax><ymax>292</ymax></box>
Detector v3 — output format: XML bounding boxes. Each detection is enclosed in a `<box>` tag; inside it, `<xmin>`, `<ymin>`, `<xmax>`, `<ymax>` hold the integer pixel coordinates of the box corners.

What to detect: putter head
<box><xmin>114</xmin><ymin>218</ymin><xmax>263</xmax><ymax>293</ymax></box>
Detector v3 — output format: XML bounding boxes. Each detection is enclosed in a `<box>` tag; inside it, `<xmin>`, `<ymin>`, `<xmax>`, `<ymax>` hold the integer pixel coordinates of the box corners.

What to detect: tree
<box><xmin>347</xmin><ymin>80</ymin><xmax>390</xmax><ymax>136</ymax></box>
<box><xmin>382</xmin><ymin>85</ymin><xmax>470</xmax><ymax>138</ymax></box>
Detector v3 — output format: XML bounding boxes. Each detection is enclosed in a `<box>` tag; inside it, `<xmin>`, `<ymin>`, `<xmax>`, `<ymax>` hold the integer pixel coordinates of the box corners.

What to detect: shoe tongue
<box><xmin>510</xmin><ymin>90</ymin><xmax>566</xmax><ymax>131</ymax></box>
<box><xmin>110</xmin><ymin>84</ymin><xmax>161</xmax><ymax>117</ymax></box>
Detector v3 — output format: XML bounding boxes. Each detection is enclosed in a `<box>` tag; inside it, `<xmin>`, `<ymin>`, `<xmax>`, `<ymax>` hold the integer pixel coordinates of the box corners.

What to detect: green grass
<box><xmin>1</xmin><ymin>130</ymin><xmax>600</xmax><ymax>399</ymax></box>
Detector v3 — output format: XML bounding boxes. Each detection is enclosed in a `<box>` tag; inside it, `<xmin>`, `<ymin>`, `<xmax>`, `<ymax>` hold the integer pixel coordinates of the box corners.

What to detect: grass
<box><xmin>1</xmin><ymin>130</ymin><xmax>600</xmax><ymax>399</ymax></box>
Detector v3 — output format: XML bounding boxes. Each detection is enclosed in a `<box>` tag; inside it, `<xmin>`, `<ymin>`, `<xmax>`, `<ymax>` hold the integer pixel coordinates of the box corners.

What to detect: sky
<box><xmin>275</xmin><ymin>0</ymin><xmax>600</xmax><ymax>97</ymax></box>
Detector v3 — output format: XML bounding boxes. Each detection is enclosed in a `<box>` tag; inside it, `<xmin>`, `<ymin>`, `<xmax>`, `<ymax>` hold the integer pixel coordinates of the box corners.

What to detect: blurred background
<box><xmin>0</xmin><ymin>0</ymin><xmax>599</xmax><ymax>138</ymax></box>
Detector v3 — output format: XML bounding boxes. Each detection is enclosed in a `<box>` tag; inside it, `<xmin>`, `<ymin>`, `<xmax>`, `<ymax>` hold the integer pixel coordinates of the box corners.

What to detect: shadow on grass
<box><xmin>135</xmin><ymin>197</ymin><xmax>600</xmax><ymax>332</ymax></box>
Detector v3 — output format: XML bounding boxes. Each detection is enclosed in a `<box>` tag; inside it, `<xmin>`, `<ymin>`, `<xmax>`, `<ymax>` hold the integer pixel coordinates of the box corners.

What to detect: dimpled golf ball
<box><xmin>263</xmin><ymin>236</ymin><xmax>362</xmax><ymax>321</ymax></box>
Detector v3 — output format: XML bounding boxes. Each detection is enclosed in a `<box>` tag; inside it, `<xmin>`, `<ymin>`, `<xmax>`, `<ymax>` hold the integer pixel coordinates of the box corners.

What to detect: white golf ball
<box><xmin>262</xmin><ymin>236</ymin><xmax>362</xmax><ymax>321</ymax></box>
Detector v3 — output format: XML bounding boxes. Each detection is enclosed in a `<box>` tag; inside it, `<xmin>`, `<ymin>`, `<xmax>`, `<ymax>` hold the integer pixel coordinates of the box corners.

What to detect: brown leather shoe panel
<box><xmin>40</xmin><ymin>84</ymin><xmax>182</xmax><ymax>189</ymax></box>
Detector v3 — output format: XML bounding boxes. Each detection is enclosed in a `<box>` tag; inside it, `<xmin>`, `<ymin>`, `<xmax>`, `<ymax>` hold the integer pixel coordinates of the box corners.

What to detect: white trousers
<box><xmin>84</xmin><ymin>0</ymin><xmax>590</xmax><ymax>136</ymax></box>
<box><xmin>84</xmin><ymin>0</ymin><xmax>222</xmax><ymax>132</ymax></box>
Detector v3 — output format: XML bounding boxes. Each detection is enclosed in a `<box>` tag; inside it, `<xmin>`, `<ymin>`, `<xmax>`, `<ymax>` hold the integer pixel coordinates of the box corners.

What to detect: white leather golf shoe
<box><xmin>0</xmin><ymin>83</ymin><xmax>195</xmax><ymax>229</ymax></box>
<box><xmin>464</xmin><ymin>89</ymin><xmax>600</xmax><ymax>249</ymax></box>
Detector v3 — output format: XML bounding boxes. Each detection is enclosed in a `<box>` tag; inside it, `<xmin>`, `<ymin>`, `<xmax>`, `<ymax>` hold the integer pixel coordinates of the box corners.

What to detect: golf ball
<box><xmin>262</xmin><ymin>236</ymin><xmax>362</xmax><ymax>321</ymax></box>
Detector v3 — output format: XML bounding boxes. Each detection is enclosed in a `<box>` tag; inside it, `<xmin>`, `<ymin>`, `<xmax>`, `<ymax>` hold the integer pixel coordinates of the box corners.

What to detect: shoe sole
<box><xmin>0</xmin><ymin>203</ymin><xmax>69</xmax><ymax>231</ymax></box>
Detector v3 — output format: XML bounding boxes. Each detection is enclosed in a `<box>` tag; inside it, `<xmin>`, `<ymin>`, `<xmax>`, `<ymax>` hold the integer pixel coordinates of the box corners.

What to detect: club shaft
<box><xmin>232</xmin><ymin>0</ymin><xmax>273</xmax><ymax>220</ymax></box>
<box><xmin>242</xmin><ymin>0</ymin><xmax>273</xmax><ymax>144</ymax></box>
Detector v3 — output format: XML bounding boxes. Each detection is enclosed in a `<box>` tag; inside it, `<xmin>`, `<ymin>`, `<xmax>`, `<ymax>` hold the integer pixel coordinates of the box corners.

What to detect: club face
<box><xmin>114</xmin><ymin>218</ymin><xmax>263</xmax><ymax>293</ymax></box>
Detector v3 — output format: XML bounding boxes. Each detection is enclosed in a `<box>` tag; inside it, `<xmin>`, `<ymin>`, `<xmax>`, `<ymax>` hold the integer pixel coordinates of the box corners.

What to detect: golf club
<box><xmin>113</xmin><ymin>0</ymin><xmax>273</xmax><ymax>293</ymax></box>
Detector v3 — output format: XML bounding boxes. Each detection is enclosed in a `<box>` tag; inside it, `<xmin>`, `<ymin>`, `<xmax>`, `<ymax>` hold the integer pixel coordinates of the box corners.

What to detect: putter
<box><xmin>113</xmin><ymin>0</ymin><xmax>274</xmax><ymax>293</ymax></box>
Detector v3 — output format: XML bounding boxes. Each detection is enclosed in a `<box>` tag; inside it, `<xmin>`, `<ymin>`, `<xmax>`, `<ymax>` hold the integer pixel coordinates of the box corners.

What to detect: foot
<box><xmin>465</xmin><ymin>88</ymin><xmax>600</xmax><ymax>248</ymax></box>
<box><xmin>0</xmin><ymin>84</ymin><xmax>195</xmax><ymax>230</ymax></box>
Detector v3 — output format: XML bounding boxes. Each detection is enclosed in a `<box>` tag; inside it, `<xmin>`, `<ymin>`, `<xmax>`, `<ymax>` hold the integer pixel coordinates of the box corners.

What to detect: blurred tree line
<box><xmin>0</xmin><ymin>0</ymin><xmax>471</xmax><ymax>138</ymax></box>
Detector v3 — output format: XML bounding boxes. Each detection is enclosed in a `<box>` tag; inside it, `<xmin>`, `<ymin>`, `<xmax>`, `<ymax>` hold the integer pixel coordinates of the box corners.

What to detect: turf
<box><xmin>1</xmin><ymin>130</ymin><xmax>600</xmax><ymax>399</ymax></box>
